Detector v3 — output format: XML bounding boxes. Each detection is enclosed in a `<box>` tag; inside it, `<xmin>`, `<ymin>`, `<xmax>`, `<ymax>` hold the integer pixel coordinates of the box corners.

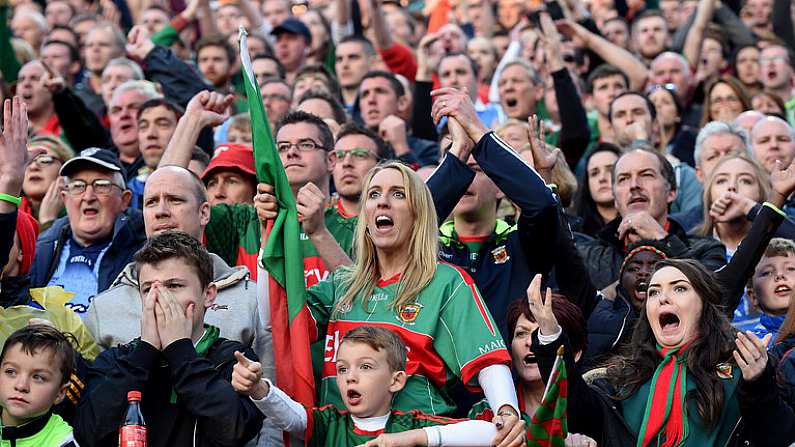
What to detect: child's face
<box><xmin>334</xmin><ymin>341</ymin><xmax>405</xmax><ymax>418</ymax></box>
<box><xmin>227</xmin><ymin>126</ymin><xmax>252</xmax><ymax>144</ymax></box>
<box><xmin>751</xmin><ymin>253</ymin><xmax>795</xmax><ymax>314</ymax></box>
<box><xmin>0</xmin><ymin>345</ymin><xmax>67</xmax><ymax>427</ymax></box>
<box><xmin>621</xmin><ymin>251</ymin><xmax>664</xmax><ymax>307</ymax></box>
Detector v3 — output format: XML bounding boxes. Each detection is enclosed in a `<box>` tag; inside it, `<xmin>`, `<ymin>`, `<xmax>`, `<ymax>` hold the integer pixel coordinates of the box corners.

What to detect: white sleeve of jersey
<box><xmin>478</xmin><ymin>364</ymin><xmax>520</xmax><ymax>416</ymax></box>
<box><xmin>250</xmin><ymin>378</ymin><xmax>308</xmax><ymax>437</ymax></box>
<box><xmin>423</xmin><ymin>420</ymin><xmax>498</xmax><ymax>446</ymax></box>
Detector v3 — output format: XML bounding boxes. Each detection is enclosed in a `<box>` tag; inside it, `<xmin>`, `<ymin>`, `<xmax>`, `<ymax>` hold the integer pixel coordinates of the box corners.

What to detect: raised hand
<box><xmin>770</xmin><ymin>159</ymin><xmax>795</xmax><ymax>208</ymax></box>
<box><xmin>527</xmin><ymin>115</ymin><xmax>560</xmax><ymax>178</ymax></box>
<box><xmin>431</xmin><ymin>87</ymin><xmax>488</xmax><ymax>143</ymax></box>
<box><xmin>141</xmin><ymin>284</ymin><xmax>162</xmax><ymax>350</ymax></box>
<box><xmin>185</xmin><ymin>90</ymin><xmax>235</xmax><ymax>128</ymax></box>
<box><xmin>41</xmin><ymin>61</ymin><xmax>65</xmax><ymax>95</ymax></box>
<box><xmin>38</xmin><ymin>176</ymin><xmax>66</xmax><ymax>226</ymax></box>
<box><xmin>125</xmin><ymin>25</ymin><xmax>156</xmax><ymax>61</ymax></box>
<box><xmin>446</xmin><ymin>115</ymin><xmax>475</xmax><ymax>162</ymax></box>
<box><xmin>295</xmin><ymin>182</ymin><xmax>327</xmax><ymax>236</ymax></box>
<box><xmin>0</xmin><ymin>97</ymin><xmax>38</xmax><ymax>210</ymax></box>
<box><xmin>232</xmin><ymin>351</ymin><xmax>268</xmax><ymax>399</ymax></box>
<box><xmin>154</xmin><ymin>285</ymin><xmax>194</xmax><ymax>349</ymax></box>
<box><xmin>709</xmin><ymin>191</ymin><xmax>755</xmax><ymax>223</ymax></box>
<box><xmin>491</xmin><ymin>405</ymin><xmax>526</xmax><ymax>447</ymax></box>
<box><xmin>526</xmin><ymin>274</ymin><xmax>560</xmax><ymax>336</ymax></box>
<box><xmin>733</xmin><ymin>331</ymin><xmax>772</xmax><ymax>382</ymax></box>
<box><xmin>254</xmin><ymin>183</ymin><xmax>278</xmax><ymax>229</ymax></box>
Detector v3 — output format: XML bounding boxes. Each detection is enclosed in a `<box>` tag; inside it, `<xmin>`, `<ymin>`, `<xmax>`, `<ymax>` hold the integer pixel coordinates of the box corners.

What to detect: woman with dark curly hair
<box><xmin>529</xmin><ymin>259</ymin><xmax>795</xmax><ymax>446</ymax></box>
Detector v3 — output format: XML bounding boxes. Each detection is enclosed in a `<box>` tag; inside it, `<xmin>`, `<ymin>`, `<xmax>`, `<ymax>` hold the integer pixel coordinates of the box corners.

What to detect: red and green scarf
<box><xmin>637</xmin><ymin>344</ymin><xmax>691</xmax><ymax>447</ymax></box>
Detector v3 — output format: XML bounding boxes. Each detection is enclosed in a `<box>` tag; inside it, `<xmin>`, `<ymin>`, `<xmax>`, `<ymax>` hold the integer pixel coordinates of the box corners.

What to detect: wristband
<box><xmin>0</xmin><ymin>193</ymin><xmax>21</xmax><ymax>207</ymax></box>
<box><xmin>763</xmin><ymin>201</ymin><xmax>787</xmax><ymax>218</ymax></box>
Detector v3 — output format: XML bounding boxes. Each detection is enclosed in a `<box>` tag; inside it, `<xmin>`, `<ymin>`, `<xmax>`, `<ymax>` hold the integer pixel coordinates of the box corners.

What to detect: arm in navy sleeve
<box><xmin>552</xmin><ymin>69</ymin><xmax>590</xmax><ymax>168</ymax></box>
<box><xmin>425</xmin><ymin>152</ymin><xmax>475</xmax><ymax>223</ymax></box>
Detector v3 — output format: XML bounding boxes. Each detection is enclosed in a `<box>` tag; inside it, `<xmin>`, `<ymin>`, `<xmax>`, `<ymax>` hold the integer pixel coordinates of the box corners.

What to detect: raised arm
<box><xmin>683</xmin><ymin>0</ymin><xmax>717</xmax><ymax>72</ymax></box>
<box><xmin>557</xmin><ymin>19</ymin><xmax>648</xmax><ymax>91</ymax></box>
<box><xmin>159</xmin><ymin>90</ymin><xmax>234</xmax><ymax>168</ymax></box>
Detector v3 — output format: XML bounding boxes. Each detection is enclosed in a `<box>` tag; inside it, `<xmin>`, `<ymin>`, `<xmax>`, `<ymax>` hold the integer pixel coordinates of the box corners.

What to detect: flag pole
<box><xmin>541</xmin><ymin>345</ymin><xmax>565</xmax><ymax>404</ymax></box>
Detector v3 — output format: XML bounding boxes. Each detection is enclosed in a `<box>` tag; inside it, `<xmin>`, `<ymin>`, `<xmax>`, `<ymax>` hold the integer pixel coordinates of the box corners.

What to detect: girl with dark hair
<box><xmin>646</xmin><ymin>83</ymin><xmax>698</xmax><ymax>168</ymax></box>
<box><xmin>700</xmin><ymin>76</ymin><xmax>752</xmax><ymax>127</ymax></box>
<box><xmin>529</xmin><ymin>261</ymin><xmax>795</xmax><ymax>446</ymax></box>
<box><xmin>732</xmin><ymin>45</ymin><xmax>762</xmax><ymax>97</ymax></box>
<box><xmin>573</xmin><ymin>143</ymin><xmax>621</xmax><ymax>237</ymax></box>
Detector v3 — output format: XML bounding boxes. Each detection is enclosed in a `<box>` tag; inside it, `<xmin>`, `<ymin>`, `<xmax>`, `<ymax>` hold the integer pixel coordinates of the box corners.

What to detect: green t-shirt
<box><xmin>307</xmin><ymin>262</ymin><xmax>511</xmax><ymax>415</ymax></box>
<box><xmin>305</xmin><ymin>406</ymin><xmax>462</xmax><ymax>447</ymax></box>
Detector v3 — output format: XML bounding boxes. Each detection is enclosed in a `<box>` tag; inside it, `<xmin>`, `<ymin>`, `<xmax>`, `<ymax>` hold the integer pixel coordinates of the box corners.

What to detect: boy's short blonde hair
<box><xmin>341</xmin><ymin>326</ymin><xmax>407</xmax><ymax>373</ymax></box>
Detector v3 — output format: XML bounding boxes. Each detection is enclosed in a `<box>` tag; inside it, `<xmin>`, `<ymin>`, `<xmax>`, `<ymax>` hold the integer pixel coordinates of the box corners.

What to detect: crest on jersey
<box><xmin>397</xmin><ymin>303</ymin><xmax>423</xmax><ymax>324</ymax></box>
<box><xmin>337</xmin><ymin>302</ymin><xmax>352</xmax><ymax>314</ymax></box>
<box><xmin>716</xmin><ymin>363</ymin><xmax>733</xmax><ymax>379</ymax></box>
<box><xmin>491</xmin><ymin>246</ymin><xmax>510</xmax><ymax>264</ymax></box>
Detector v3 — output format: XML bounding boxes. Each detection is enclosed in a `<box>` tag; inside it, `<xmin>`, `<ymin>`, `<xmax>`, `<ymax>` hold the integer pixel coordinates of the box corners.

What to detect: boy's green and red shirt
<box><xmin>306</xmin><ymin>262</ymin><xmax>511</xmax><ymax>415</ymax></box>
<box><xmin>305</xmin><ymin>406</ymin><xmax>463</xmax><ymax>447</ymax></box>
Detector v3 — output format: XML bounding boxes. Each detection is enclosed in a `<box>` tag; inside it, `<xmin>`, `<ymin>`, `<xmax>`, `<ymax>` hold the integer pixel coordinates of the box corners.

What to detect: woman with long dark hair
<box><xmin>530</xmin><ymin>260</ymin><xmax>795</xmax><ymax>446</ymax></box>
<box><xmin>573</xmin><ymin>143</ymin><xmax>621</xmax><ymax>237</ymax></box>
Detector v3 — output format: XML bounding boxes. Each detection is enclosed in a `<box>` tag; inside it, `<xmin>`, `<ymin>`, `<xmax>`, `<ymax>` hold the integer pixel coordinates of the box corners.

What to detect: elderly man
<box><xmin>16</xmin><ymin>61</ymin><xmax>59</xmax><ymax>135</ymax></box>
<box><xmin>29</xmin><ymin>148</ymin><xmax>146</xmax><ymax>316</ymax></box>
<box><xmin>577</xmin><ymin>148</ymin><xmax>726</xmax><ymax>289</ymax></box>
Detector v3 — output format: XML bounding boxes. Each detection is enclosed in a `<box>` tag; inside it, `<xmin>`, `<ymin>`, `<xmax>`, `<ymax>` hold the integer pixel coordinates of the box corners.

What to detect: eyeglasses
<box><xmin>760</xmin><ymin>55</ymin><xmax>788</xmax><ymax>65</ymax></box>
<box><xmin>31</xmin><ymin>154</ymin><xmax>63</xmax><ymax>166</ymax></box>
<box><xmin>65</xmin><ymin>179</ymin><xmax>123</xmax><ymax>196</ymax></box>
<box><xmin>330</xmin><ymin>148</ymin><xmax>377</xmax><ymax>161</ymax></box>
<box><xmin>645</xmin><ymin>83</ymin><xmax>678</xmax><ymax>95</ymax></box>
<box><xmin>277</xmin><ymin>140</ymin><xmax>325</xmax><ymax>153</ymax></box>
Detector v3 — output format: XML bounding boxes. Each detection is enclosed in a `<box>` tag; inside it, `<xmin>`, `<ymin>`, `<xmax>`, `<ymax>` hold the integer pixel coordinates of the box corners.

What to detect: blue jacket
<box><xmin>426</xmin><ymin>132</ymin><xmax>559</xmax><ymax>339</ymax></box>
<box><xmin>29</xmin><ymin>208</ymin><xmax>147</xmax><ymax>296</ymax></box>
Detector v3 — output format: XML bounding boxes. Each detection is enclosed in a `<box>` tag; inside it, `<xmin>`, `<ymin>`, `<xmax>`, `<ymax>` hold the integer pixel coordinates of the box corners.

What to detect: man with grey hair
<box><xmin>497</xmin><ymin>59</ymin><xmax>543</xmax><ymax>121</ymax></box>
<box><xmin>694</xmin><ymin>121</ymin><xmax>750</xmax><ymax>181</ymax></box>
<box><xmin>75</xmin><ymin>23</ymin><xmax>127</xmax><ymax>116</ymax></box>
<box><xmin>751</xmin><ymin>116</ymin><xmax>795</xmax><ymax>175</ymax></box>
<box><xmin>11</xmin><ymin>9</ymin><xmax>49</xmax><ymax>54</ymax></box>
<box><xmin>29</xmin><ymin>148</ymin><xmax>147</xmax><ymax>317</ymax></box>
<box><xmin>648</xmin><ymin>51</ymin><xmax>703</xmax><ymax>128</ymax></box>
<box><xmin>100</xmin><ymin>57</ymin><xmax>145</xmax><ymax>107</ymax></box>
<box><xmin>108</xmin><ymin>80</ymin><xmax>163</xmax><ymax>178</ymax></box>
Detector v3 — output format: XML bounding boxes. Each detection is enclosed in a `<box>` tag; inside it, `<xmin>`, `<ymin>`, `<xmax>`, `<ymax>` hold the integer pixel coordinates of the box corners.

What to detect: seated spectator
<box><xmin>576</xmin><ymin>147</ymin><xmax>725</xmax><ymax>289</ymax></box>
<box><xmin>532</xmin><ymin>261</ymin><xmax>795</xmax><ymax>446</ymax></box>
<box><xmin>75</xmin><ymin>231</ymin><xmax>264</xmax><ymax>447</ymax></box>
<box><xmin>330</xmin><ymin>123</ymin><xmax>392</xmax><ymax>217</ymax></box>
<box><xmin>359</xmin><ymin>70</ymin><xmax>439</xmax><ymax>167</ymax></box>
<box><xmin>30</xmin><ymin>148</ymin><xmax>146</xmax><ymax>317</ymax></box>
<box><xmin>203</xmin><ymin>144</ymin><xmax>257</xmax><ymax>207</ymax></box>
<box><xmin>573</xmin><ymin>143</ymin><xmax>622</xmax><ymax>238</ymax></box>
<box><xmin>22</xmin><ymin>135</ymin><xmax>74</xmax><ymax>227</ymax></box>
<box><xmin>700</xmin><ymin>76</ymin><xmax>751</xmax><ymax>126</ymax></box>
<box><xmin>234</xmin><ymin>326</ymin><xmax>511</xmax><ymax>446</ymax></box>
<box><xmin>0</xmin><ymin>325</ymin><xmax>79</xmax><ymax>447</ymax></box>
<box><xmin>129</xmin><ymin>98</ymin><xmax>182</xmax><ymax>209</ymax></box>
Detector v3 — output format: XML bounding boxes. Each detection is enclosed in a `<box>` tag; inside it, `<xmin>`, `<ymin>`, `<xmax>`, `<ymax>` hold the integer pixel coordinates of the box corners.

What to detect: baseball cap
<box><xmin>201</xmin><ymin>144</ymin><xmax>257</xmax><ymax>182</ymax></box>
<box><xmin>271</xmin><ymin>18</ymin><xmax>312</xmax><ymax>45</ymax></box>
<box><xmin>60</xmin><ymin>147</ymin><xmax>126</xmax><ymax>181</ymax></box>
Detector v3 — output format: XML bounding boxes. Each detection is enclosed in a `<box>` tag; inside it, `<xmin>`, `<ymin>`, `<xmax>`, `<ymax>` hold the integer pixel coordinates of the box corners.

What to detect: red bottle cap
<box><xmin>127</xmin><ymin>391</ymin><xmax>142</xmax><ymax>401</ymax></box>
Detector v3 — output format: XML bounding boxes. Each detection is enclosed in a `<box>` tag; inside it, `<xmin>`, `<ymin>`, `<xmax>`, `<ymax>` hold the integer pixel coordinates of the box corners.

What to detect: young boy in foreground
<box><xmin>232</xmin><ymin>326</ymin><xmax>500</xmax><ymax>446</ymax></box>
<box><xmin>0</xmin><ymin>325</ymin><xmax>78</xmax><ymax>446</ymax></box>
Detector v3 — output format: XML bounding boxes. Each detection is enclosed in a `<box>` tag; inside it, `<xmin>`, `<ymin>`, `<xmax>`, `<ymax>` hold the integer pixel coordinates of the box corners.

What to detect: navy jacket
<box><xmin>29</xmin><ymin>208</ymin><xmax>147</xmax><ymax>296</ymax></box>
<box><xmin>426</xmin><ymin>132</ymin><xmax>559</xmax><ymax>339</ymax></box>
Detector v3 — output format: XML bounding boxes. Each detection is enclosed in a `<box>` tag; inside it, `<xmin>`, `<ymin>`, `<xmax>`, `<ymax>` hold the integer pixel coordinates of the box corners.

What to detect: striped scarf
<box><xmin>636</xmin><ymin>344</ymin><xmax>691</xmax><ymax>447</ymax></box>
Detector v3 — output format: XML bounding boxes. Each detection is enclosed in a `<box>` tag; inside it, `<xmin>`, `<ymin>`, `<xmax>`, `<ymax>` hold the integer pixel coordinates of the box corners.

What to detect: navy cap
<box><xmin>60</xmin><ymin>147</ymin><xmax>126</xmax><ymax>182</ymax></box>
<box><xmin>271</xmin><ymin>18</ymin><xmax>312</xmax><ymax>45</ymax></box>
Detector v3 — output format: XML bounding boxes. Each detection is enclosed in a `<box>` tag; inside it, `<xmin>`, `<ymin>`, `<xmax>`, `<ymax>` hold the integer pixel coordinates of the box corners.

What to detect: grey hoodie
<box><xmin>84</xmin><ymin>253</ymin><xmax>280</xmax><ymax>445</ymax></box>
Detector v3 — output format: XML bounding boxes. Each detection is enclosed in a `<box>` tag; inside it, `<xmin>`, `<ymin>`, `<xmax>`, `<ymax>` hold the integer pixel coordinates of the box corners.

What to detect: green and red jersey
<box><xmin>204</xmin><ymin>202</ymin><xmax>356</xmax><ymax>282</ymax></box>
<box><xmin>305</xmin><ymin>406</ymin><xmax>462</xmax><ymax>447</ymax></box>
<box><xmin>306</xmin><ymin>262</ymin><xmax>511</xmax><ymax>415</ymax></box>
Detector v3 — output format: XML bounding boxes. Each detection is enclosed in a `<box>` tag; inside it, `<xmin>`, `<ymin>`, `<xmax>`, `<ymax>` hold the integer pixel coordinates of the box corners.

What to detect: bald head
<box><xmin>143</xmin><ymin>166</ymin><xmax>210</xmax><ymax>240</ymax></box>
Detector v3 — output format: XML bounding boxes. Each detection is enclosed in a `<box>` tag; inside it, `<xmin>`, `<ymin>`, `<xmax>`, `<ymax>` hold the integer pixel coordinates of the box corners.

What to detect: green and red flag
<box><xmin>238</xmin><ymin>27</ymin><xmax>315</xmax><ymax>410</ymax></box>
<box><xmin>528</xmin><ymin>345</ymin><xmax>569</xmax><ymax>447</ymax></box>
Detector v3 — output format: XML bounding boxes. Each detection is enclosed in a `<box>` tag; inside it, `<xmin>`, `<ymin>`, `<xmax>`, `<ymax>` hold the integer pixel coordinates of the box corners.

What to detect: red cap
<box><xmin>127</xmin><ymin>391</ymin><xmax>142</xmax><ymax>401</ymax></box>
<box><xmin>201</xmin><ymin>144</ymin><xmax>257</xmax><ymax>182</ymax></box>
<box><xmin>15</xmin><ymin>211</ymin><xmax>39</xmax><ymax>276</ymax></box>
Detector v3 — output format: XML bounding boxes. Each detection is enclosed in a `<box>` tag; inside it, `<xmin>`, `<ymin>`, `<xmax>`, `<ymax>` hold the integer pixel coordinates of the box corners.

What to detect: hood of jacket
<box><xmin>110</xmin><ymin>251</ymin><xmax>251</xmax><ymax>291</ymax></box>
